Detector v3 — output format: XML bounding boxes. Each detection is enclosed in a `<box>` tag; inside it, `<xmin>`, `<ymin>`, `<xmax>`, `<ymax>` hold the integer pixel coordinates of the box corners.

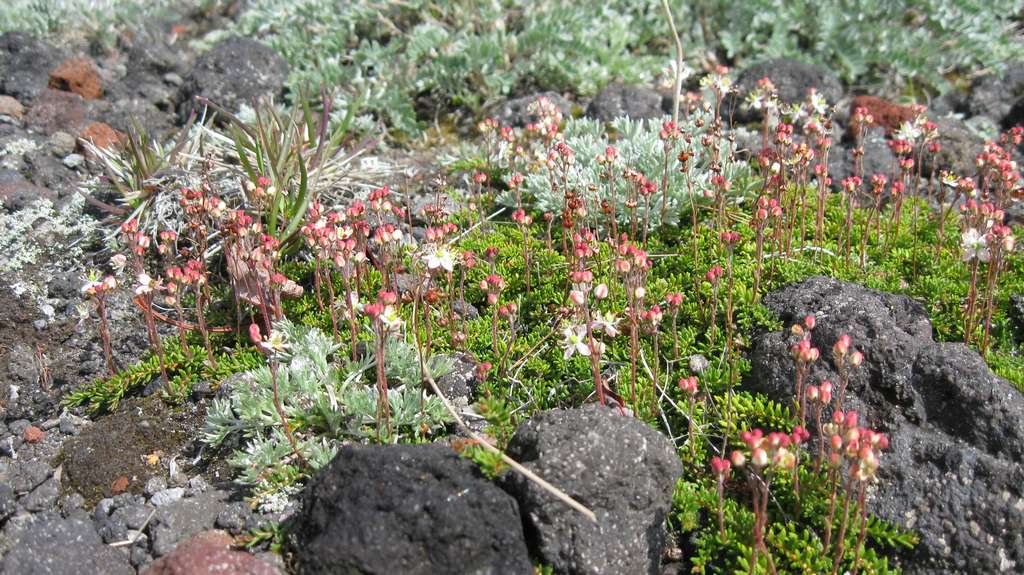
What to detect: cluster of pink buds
<box><xmin>596</xmin><ymin>145</ymin><xmax>619</xmax><ymax>166</ymax></box>
<box><xmin>678</xmin><ymin>375</ymin><xmax>699</xmax><ymax>396</ymax></box>
<box><xmin>790</xmin><ymin>337</ymin><xmax>820</xmax><ymax>363</ymax></box>
<box><xmin>372</xmin><ymin>223</ymin><xmax>403</xmax><ymax>245</ymax></box>
<box><xmin>642</xmin><ymin>305</ymin><xmax>663</xmax><ymax>331</ymax></box>
<box><xmin>851</xmin><ymin>106</ymin><xmax>874</xmax><ymax>127</ymax></box>
<box><xmin>244</xmin><ymin>176</ymin><xmax>275</xmax><ymax>201</ymax></box>
<box><xmin>822</xmin><ymin>411</ymin><xmax>888</xmax><ymax>481</ymax></box>
<box><xmin>480</xmin><ymin>274</ymin><xmax>505</xmax><ymax>305</ymax></box>
<box><xmin>181</xmin><ymin>186</ymin><xmax>227</xmax><ymax>220</ymax></box>
<box><xmin>476</xmin><ymin>117</ymin><xmax>498</xmax><ymax>135</ymax></box>
<box><xmin>368</xmin><ymin>186</ymin><xmax>404</xmax><ymax>222</ymax></box>
<box><xmin>806</xmin><ymin>380</ymin><xmax>834</xmax><ymax>406</ymax></box>
<box><xmin>754</xmin><ymin>196</ymin><xmax>782</xmax><ymax>222</ymax></box>
<box><xmin>710</xmin><ymin>455</ymin><xmax>731</xmax><ymax>477</ymax></box>
<box><xmin>525</xmin><ymin>96</ymin><xmax>563</xmax><ymax>141</ymax></box>
<box><xmin>789</xmin><ymin>315</ymin><xmax>820</xmax><ymax>424</ymax></box>
<box><xmin>120</xmin><ymin>219</ymin><xmax>150</xmax><ymax>260</ymax></box>
<box><xmin>568</xmin><ymin>269</ymin><xmax>594</xmax><ymax>307</ymax></box>
<box><xmin>705</xmin><ymin>265</ymin><xmax>724</xmax><ymax>287</ymax></box>
<box><xmin>659</xmin><ymin>120</ymin><xmax>681</xmax><ymax>142</ymax></box>
<box><xmin>511</xmin><ymin>208</ymin><xmax>532</xmax><ymax>226</ymax></box>
<box><xmin>719</xmin><ymin>230</ymin><xmax>741</xmax><ymax>249</ymax></box>
<box><xmin>737</xmin><ymin>428</ymin><xmax>801</xmax><ymax>472</ymax></box>
<box><xmin>157</xmin><ymin>230</ymin><xmax>177</xmax><ymax>256</ymax></box>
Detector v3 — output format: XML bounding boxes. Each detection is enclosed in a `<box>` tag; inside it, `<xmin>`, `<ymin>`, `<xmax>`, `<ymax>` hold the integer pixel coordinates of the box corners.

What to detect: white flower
<box><xmin>961</xmin><ymin>228</ymin><xmax>991</xmax><ymax>262</ymax></box>
<box><xmin>380</xmin><ymin>305</ymin><xmax>404</xmax><ymax>332</ymax></box>
<box><xmin>135</xmin><ymin>273</ymin><xmax>157</xmax><ymax>296</ymax></box>
<box><xmin>263</xmin><ymin>330</ymin><xmax>289</xmax><ymax>354</ymax></box>
<box><xmin>424</xmin><ymin>246</ymin><xmax>456</xmax><ymax>273</ymax></box>
<box><xmin>808</xmin><ymin>92</ymin><xmax>829</xmax><ymax>117</ymax></box>
<box><xmin>81</xmin><ymin>280</ymin><xmax>102</xmax><ymax>295</ymax></box>
<box><xmin>895</xmin><ymin>121</ymin><xmax>921</xmax><ymax>143</ymax></box>
<box><xmin>110</xmin><ymin>254</ymin><xmax>127</xmax><ymax>273</ymax></box>
<box><xmin>591</xmin><ymin>311</ymin><xmax>620</xmax><ymax>338</ymax></box>
<box><xmin>561</xmin><ymin>324</ymin><xmax>591</xmax><ymax>360</ymax></box>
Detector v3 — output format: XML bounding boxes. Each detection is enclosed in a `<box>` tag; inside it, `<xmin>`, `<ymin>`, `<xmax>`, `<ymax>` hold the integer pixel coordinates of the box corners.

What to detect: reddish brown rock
<box><xmin>0</xmin><ymin>95</ymin><xmax>25</xmax><ymax>119</ymax></box>
<box><xmin>847</xmin><ymin>95</ymin><xmax>917</xmax><ymax>140</ymax></box>
<box><xmin>79</xmin><ymin>122</ymin><xmax>125</xmax><ymax>152</ymax></box>
<box><xmin>110</xmin><ymin>476</ymin><xmax>130</xmax><ymax>494</ymax></box>
<box><xmin>143</xmin><ymin>531</ymin><xmax>282</xmax><ymax>575</ymax></box>
<box><xmin>22</xmin><ymin>426</ymin><xmax>45</xmax><ymax>444</ymax></box>
<box><xmin>25</xmin><ymin>89</ymin><xmax>87</xmax><ymax>136</ymax></box>
<box><xmin>48</xmin><ymin>57</ymin><xmax>103</xmax><ymax>100</ymax></box>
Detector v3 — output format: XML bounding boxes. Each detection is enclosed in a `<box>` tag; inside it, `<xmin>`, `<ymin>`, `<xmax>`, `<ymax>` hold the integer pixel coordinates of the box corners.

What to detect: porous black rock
<box><xmin>0</xmin><ymin>33</ymin><xmax>66</xmax><ymax>103</ymax></box>
<box><xmin>503</xmin><ymin>404</ymin><xmax>683</xmax><ymax>575</ymax></box>
<box><xmin>586</xmin><ymin>84</ymin><xmax>664</xmax><ymax>122</ymax></box>
<box><xmin>0</xmin><ymin>515</ymin><xmax>133</xmax><ymax>575</ymax></box>
<box><xmin>747</xmin><ymin>276</ymin><xmax>1024</xmax><ymax>574</ymax></box>
<box><xmin>967</xmin><ymin>63</ymin><xmax>1024</xmax><ymax>129</ymax></box>
<box><xmin>291</xmin><ymin>444</ymin><xmax>532</xmax><ymax>575</ymax></box>
<box><xmin>178</xmin><ymin>37</ymin><xmax>289</xmax><ymax>121</ymax></box>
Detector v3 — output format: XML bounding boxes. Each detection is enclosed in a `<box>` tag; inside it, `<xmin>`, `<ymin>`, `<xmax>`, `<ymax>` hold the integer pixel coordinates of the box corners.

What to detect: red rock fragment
<box><xmin>22</xmin><ymin>426</ymin><xmax>45</xmax><ymax>444</ymax></box>
<box><xmin>847</xmin><ymin>95</ymin><xmax>916</xmax><ymax>140</ymax></box>
<box><xmin>110</xmin><ymin>476</ymin><xmax>130</xmax><ymax>494</ymax></box>
<box><xmin>143</xmin><ymin>530</ymin><xmax>283</xmax><ymax>575</ymax></box>
<box><xmin>79</xmin><ymin>122</ymin><xmax>125</xmax><ymax>152</ymax></box>
<box><xmin>49</xmin><ymin>57</ymin><xmax>103</xmax><ymax>100</ymax></box>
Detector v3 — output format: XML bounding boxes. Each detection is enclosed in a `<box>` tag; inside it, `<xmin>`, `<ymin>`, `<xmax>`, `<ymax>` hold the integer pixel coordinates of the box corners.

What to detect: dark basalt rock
<box><xmin>0</xmin><ymin>515</ymin><xmax>133</xmax><ymax>575</ymax></box>
<box><xmin>291</xmin><ymin>444</ymin><xmax>532</xmax><ymax>575</ymax></box>
<box><xmin>0</xmin><ymin>33</ymin><xmax>66</xmax><ymax>103</ymax></box>
<box><xmin>747</xmin><ymin>276</ymin><xmax>1024</xmax><ymax>574</ymax></box>
<box><xmin>503</xmin><ymin>404</ymin><xmax>683</xmax><ymax>575</ymax></box>
<box><xmin>178</xmin><ymin>36</ymin><xmax>289</xmax><ymax>122</ymax></box>
<box><xmin>586</xmin><ymin>84</ymin><xmax>664</xmax><ymax>122</ymax></box>
<box><xmin>967</xmin><ymin>63</ymin><xmax>1024</xmax><ymax>129</ymax></box>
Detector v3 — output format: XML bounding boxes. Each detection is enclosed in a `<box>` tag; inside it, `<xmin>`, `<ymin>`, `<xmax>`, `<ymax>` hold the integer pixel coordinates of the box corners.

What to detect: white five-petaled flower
<box><xmin>895</xmin><ymin>121</ymin><xmax>922</xmax><ymax>143</ymax></box>
<box><xmin>424</xmin><ymin>246</ymin><xmax>456</xmax><ymax>273</ymax></box>
<box><xmin>961</xmin><ymin>228</ymin><xmax>991</xmax><ymax>262</ymax></box>
<box><xmin>561</xmin><ymin>324</ymin><xmax>591</xmax><ymax>360</ymax></box>
<box><xmin>135</xmin><ymin>273</ymin><xmax>160</xmax><ymax>296</ymax></box>
<box><xmin>379</xmin><ymin>305</ymin><xmax>404</xmax><ymax>332</ymax></box>
<box><xmin>263</xmin><ymin>330</ymin><xmax>289</xmax><ymax>354</ymax></box>
<box><xmin>591</xmin><ymin>311</ymin><xmax>620</xmax><ymax>338</ymax></box>
<box><xmin>808</xmin><ymin>92</ymin><xmax>829</xmax><ymax>117</ymax></box>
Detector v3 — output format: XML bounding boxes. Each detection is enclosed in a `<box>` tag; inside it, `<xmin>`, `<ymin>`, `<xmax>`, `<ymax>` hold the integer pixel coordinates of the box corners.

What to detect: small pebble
<box><xmin>186</xmin><ymin>475</ymin><xmax>208</xmax><ymax>496</ymax></box>
<box><xmin>49</xmin><ymin>131</ymin><xmax>76</xmax><ymax>157</ymax></box>
<box><xmin>144</xmin><ymin>476</ymin><xmax>168</xmax><ymax>497</ymax></box>
<box><xmin>150</xmin><ymin>487</ymin><xmax>185</xmax><ymax>507</ymax></box>
<box><xmin>62</xmin><ymin>153</ymin><xmax>85</xmax><ymax>169</ymax></box>
<box><xmin>58</xmin><ymin>415</ymin><xmax>77</xmax><ymax>436</ymax></box>
<box><xmin>688</xmin><ymin>354</ymin><xmax>710</xmax><ymax>374</ymax></box>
